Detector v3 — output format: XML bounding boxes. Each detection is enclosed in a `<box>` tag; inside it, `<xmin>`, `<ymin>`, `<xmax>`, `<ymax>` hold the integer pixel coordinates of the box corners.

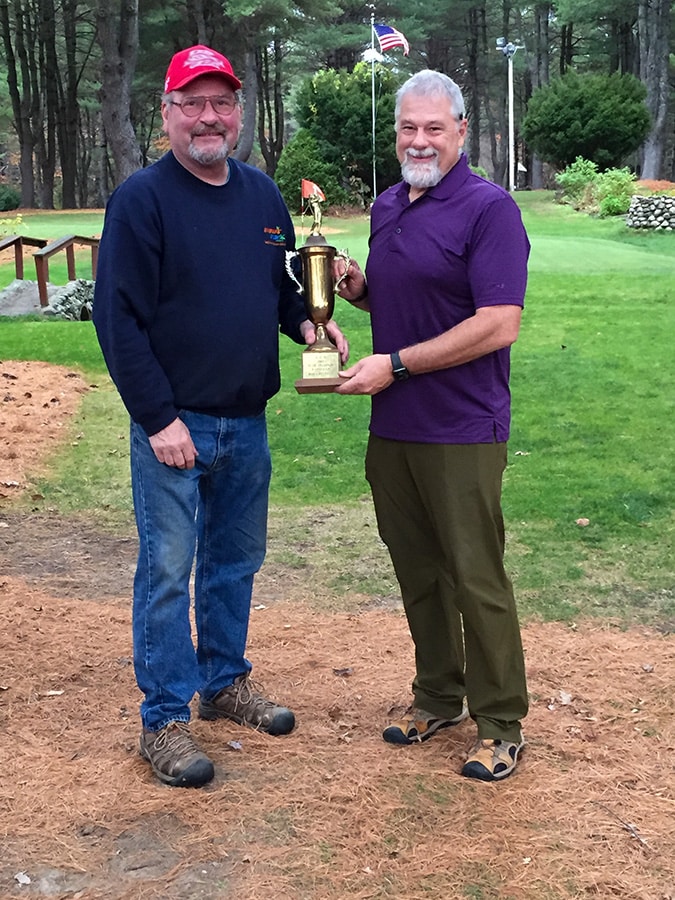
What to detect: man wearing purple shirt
<box><xmin>337</xmin><ymin>70</ymin><xmax>529</xmax><ymax>781</ymax></box>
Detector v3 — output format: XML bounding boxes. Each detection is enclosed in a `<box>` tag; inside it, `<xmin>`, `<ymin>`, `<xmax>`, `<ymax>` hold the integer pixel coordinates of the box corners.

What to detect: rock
<box><xmin>626</xmin><ymin>194</ymin><xmax>675</xmax><ymax>229</ymax></box>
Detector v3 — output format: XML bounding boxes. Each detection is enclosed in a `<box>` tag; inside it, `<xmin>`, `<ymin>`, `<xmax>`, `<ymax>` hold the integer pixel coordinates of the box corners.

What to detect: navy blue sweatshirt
<box><xmin>93</xmin><ymin>152</ymin><xmax>306</xmax><ymax>436</ymax></box>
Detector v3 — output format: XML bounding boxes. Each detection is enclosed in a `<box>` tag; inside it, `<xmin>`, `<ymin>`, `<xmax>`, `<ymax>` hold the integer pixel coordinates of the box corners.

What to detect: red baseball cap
<box><xmin>164</xmin><ymin>45</ymin><xmax>242</xmax><ymax>93</ymax></box>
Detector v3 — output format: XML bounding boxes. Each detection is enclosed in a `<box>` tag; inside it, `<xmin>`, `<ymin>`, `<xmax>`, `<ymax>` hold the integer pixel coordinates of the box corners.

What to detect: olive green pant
<box><xmin>366</xmin><ymin>434</ymin><xmax>528</xmax><ymax>742</ymax></box>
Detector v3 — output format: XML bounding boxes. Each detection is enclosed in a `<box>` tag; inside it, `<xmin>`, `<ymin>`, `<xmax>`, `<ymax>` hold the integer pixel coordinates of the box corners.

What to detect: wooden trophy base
<box><xmin>295</xmin><ymin>345</ymin><xmax>342</xmax><ymax>394</ymax></box>
<box><xmin>295</xmin><ymin>376</ymin><xmax>343</xmax><ymax>394</ymax></box>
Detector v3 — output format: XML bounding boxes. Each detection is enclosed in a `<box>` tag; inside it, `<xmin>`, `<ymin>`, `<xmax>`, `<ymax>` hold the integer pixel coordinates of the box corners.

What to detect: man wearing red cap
<box><xmin>93</xmin><ymin>46</ymin><xmax>348</xmax><ymax>788</ymax></box>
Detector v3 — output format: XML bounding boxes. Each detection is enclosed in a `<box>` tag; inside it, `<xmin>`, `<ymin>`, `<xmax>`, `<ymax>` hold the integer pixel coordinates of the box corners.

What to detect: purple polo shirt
<box><xmin>366</xmin><ymin>155</ymin><xmax>530</xmax><ymax>444</ymax></box>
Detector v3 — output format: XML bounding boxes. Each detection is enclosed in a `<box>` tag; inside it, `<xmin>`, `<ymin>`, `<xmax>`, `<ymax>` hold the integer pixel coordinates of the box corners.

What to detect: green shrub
<box><xmin>598</xmin><ymin>195</ymin><xmax>628</xmax><ymax>217</ymax></box>
<box><xmin>0</xmin><ymin>184</ymin><xmax>21</xmax><ymax>211</ymax></box>
<box><xmin>294</xmin><ymin>64</ymin><xmax>400</xmax><ymax>195</ymax></box>
<box><xmin>521</xmin><ymin>71</ymin><xmax>650</xmax><ymax>169</ymax></box>
<box><xmin>555</xmin><ymin>157</ymin><xmax>599</xmax><ymax>206</ymax></box>
<box><xmin>0</xmin><ymin>212</ymin><xmax>23</xmax><ymax>236</ymax></box>
<box><xmin>555</xmin><ymin>158</ymin><xmax>637</xmax><ymax>216</ymax></box>
<box><xmin>596</xmin><ymin>167</ymin><xmax>637</xmax><ymax>217</ymax></box>
<box><xmin>275</xmin><ymin>129</ymin><xmax>347</xmax><ymax>213</ymax></box>
<box><xmin>469</xmin><ymin>164</ymin><xmax>490</xmax><ymax>180</ymax></box>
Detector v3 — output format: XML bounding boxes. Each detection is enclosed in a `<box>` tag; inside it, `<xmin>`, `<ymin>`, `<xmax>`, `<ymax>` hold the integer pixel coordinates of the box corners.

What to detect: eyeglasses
<box><xmin>169</xmin><ymin>95</ymin><xmax>238</xmax><ymax>117</ymax></box>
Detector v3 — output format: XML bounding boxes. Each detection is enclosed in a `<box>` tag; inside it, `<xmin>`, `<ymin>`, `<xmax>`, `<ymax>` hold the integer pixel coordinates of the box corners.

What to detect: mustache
<box><xmin>191</xmin><ymin>126</ymin><xmax>228</xmax><ymax>137</ymax></box>
<box><xmin>406</xmin><ymin>148</ymin><xmax>439</xmax><ymax>160</ymax></box>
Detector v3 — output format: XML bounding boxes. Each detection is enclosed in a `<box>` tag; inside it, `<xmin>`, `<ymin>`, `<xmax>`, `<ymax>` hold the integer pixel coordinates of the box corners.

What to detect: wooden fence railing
<box><xmin>0</xmin><ymin>235</ymin><xmax>48</xmax><ymax>280</ymax></box>
<box><xmin>33</xmin><ymin>235</ymin><xmax>99</xmax><ymax>306</ymax></box>
<box><xmin>0</xmin><ymin>234</ymin><xmax>99</xmax><ymax>307</ymax></box>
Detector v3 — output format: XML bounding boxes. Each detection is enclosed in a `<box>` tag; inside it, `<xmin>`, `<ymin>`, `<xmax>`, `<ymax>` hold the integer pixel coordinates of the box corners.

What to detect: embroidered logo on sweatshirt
<box><xmin>264</xmin><ymin>226</ymin><xmax>287</xmax><ymax>247</ymax></box>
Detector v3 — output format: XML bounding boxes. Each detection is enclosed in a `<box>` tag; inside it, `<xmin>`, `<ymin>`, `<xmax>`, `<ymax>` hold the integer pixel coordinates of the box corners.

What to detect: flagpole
<box><xmin>371</xmin><ymin>12</ymin><xmax>377</xmax><ymax>200</ymax></box>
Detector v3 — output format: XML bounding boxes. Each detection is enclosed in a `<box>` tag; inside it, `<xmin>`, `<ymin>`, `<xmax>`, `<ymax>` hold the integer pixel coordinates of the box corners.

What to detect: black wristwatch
<box><xmin>390</xmin><ymin>351</ymin><xmax>410</xmax><ymax>382</ymax></box>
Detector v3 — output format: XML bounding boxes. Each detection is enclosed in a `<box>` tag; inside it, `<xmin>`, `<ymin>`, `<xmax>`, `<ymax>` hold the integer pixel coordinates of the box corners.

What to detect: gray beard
<box><xmin>188</xmin><ymin>140</ymin><xmax>231</xmax><ymax>166</ymax></box>
<box><xmin>401</xmin><ymin>154</ymin><xmax>443</xmax><ymax>189</ymax></box>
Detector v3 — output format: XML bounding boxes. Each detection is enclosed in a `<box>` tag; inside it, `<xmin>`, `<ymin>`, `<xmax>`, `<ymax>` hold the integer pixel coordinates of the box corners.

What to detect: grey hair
<box><xmin>394</xmin><ymin>70</ymin><xmax>465</xmax><ymax>127</ymax></box>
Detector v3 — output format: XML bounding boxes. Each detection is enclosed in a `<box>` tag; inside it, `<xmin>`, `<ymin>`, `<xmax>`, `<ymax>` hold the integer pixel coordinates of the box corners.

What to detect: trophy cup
<box><xmin>286</xmin><ymin>193</ymin><xmax>344</xmax><ymax>394</ymax></box>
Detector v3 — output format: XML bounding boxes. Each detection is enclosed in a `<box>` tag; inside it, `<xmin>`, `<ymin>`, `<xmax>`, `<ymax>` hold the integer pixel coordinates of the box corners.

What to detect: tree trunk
<box><xmin>233</xmin><ymin>49</ymin><xmax>256</xmax><ymax>164</ymax></box>
<box><xmin>97</xmin><ymin>0</ymin><xmax>141</xmax><ymax>191</ymax></box>
<box><xmin>187</xmin><ymin>0</ymin><xmax>207</xmax><ymax>45</ymax></box>
<box><xmin>426</xmin><ymin>35</ymin><xmax>451</xmax><ymax>75</ymax></box>
<box><xmin>560</xmin><ymin>22</ymin><xmax>574</xmax><ymax>75</ymax></box>
<box><xmin>39</xmin><ymin>0</ymin><xmax>57</xmax><ymax>208</ymax></box>
<box><xmin>465</xmin><ymin>7</ymin><xmax>481</xmax><ymax>168</ymax></box>
<box><xmin>638</xmin><ymin>0</ymin><xmax>670</xmax><ymax>180</ymax></box>
<box><xmin>610</xmin><ymin>19</ymin><xmax>637</xmax><ymax>75</ymax></box>
<box><xmin>256</xmin><ymin>39</ymin><xmax>285</xmax><ymax>177</ymax></box>
<box><xmin>96</xmin><ymin>110</ymin><xmax>112</xmax><ymax>207</ymax></box>
<box><xmin>489</xmin><ymin>0</ymin><xmax>513</xmax><ymax>188</ymax></box>
<box><xmin>1</xmin><ymin>0</ymin><xmax>37</xmax><ymax>206</ymax></box>
<box><xmin>58</xmin><ymin>0</ymin><xmax>80</xmax><ymax>207</ymax></box>
<box><xmin>528</xmin><ymin>3</ymin><xmax>550</xmax><ymax>188</ymax></box>
<box><xmin>533</xmin><ymin>2</ymin><xmax>550</xmax><ymax>87</ymax></box>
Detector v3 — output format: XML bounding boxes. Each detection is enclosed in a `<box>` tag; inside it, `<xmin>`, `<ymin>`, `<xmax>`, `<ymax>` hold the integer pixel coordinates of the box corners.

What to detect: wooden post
<box><xmin>32</xmin><ymin>235</ymin><xmax>100</xmax><ymax>307</ymax></box>
<box><xmin>66</xmin><ymin>244</ymin><xmax>76</xmax><ymax>281</ymax></box>
<box><xmin>14</xmin><ymin>241</ymin><xmax>24</xmax><ymax>280</ymax></box>
<box><xmin>34</xmin><ymin>255</ymin><xmax>50</xmax><ymax>306</ymax></box>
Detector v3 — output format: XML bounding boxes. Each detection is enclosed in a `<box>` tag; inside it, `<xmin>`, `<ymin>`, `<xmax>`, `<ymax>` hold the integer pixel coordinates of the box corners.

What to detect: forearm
<box><xmin>343</xmin><ymin>281</ymin><xmax>370</xmax><ymax>312</ymax></box>
<box><xmin>398</xmin><ymin>305</ymin><xmax>522</xmax><ymax>374</ymax></box>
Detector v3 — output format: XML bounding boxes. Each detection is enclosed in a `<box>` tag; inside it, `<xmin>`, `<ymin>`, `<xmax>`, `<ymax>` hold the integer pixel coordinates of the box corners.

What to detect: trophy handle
<box><xmin>285</xmin><ymin>250</ymin><xmax>303</xmax><ymax>294</ymax></box>
<box><xmin>334</xmin><ymin>249</ymin><xmax>352</xmax><ymax>291</ymax></box>
<box><xmin>288</xmin><ymin>247</ymin><xmax>353</xmax><ymax>296</ymax></box>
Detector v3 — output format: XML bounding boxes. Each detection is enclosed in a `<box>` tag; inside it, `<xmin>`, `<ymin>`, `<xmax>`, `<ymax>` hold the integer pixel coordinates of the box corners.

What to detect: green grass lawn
<box><xmin>1</xmin><ymin>209</ymin><xmax>105</xmax><ymax>241</ymax></box>
<box><xmin>1</xmin><ymin>194</ymin><xmax>673</xmax><ymax>625</ymax></box>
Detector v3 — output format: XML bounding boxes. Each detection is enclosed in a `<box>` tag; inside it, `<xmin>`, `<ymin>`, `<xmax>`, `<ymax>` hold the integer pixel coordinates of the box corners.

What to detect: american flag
<box><xmin>374</xmin><ymin>23</ymin><xmax>410</xmax><ymax>56</ymax></box>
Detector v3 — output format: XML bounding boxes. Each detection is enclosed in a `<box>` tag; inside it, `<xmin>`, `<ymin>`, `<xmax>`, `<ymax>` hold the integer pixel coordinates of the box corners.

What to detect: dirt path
<box><xmin>1</xmin><ymin>362</ymin><xmax>674</xmax><ymax>900</ymax></box>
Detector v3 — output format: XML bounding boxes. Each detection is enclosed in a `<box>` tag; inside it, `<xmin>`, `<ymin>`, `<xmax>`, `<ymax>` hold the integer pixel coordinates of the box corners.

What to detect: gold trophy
<box><xmin>286</xmin><ymin>193</ymin><xmax>345</xmax><ymax>394</ymax></box>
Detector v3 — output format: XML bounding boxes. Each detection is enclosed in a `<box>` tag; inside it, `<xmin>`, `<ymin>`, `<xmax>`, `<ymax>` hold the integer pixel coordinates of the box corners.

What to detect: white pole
<box><xmin>371</xmin><ymin>13</ymin><xmax>377</xmax><ymax>199</ymax></box>
<box><xmin>496</xmin><ymin>40</ymin><xmax>521</xmax><ymax>193</ymax></box>
<box><xmin>507</xmin><ymin>52</ymin><xmax>515</xmax><ymax>193</ymax></box>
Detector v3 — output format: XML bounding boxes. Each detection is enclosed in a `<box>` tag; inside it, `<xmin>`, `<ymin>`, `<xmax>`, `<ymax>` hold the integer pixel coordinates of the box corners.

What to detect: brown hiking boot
<box><xmin>139</xmin><ymin>721</ymin><xmax>214</xmax><ymax>788</ymax></box>
<box><xmin>199</xmin><ymin>673</ymin><xmax>295</xmax><ymax>735</ymax></box>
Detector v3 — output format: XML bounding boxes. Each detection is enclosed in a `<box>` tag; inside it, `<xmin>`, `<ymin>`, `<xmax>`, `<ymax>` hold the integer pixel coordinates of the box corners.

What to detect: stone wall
<box><xmin>626</xmin><ymin>194</ymin><xmax>675</xmax><ymax>230</ymax></box>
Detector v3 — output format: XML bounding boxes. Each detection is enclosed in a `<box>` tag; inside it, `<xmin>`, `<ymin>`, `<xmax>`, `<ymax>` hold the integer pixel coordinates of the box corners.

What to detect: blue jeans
<box><xmin>130</xmin><ymin>410</ymin><xmax>271</xmax><ymax>731</ymax></box>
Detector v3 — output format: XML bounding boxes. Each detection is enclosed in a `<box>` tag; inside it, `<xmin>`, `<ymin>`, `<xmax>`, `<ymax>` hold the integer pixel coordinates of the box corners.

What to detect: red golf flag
<box><xmin>301</xmin><ymin>179</ymin><xmax>326</xmax><ymax>200</ymax></box>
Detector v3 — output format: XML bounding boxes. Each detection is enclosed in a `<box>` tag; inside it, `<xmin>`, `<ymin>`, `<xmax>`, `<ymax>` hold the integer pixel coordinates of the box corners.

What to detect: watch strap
<box><xmin>390</xmin><ymin>351</ymin><xmax>410</xmax><ymax>381</ymax></box>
